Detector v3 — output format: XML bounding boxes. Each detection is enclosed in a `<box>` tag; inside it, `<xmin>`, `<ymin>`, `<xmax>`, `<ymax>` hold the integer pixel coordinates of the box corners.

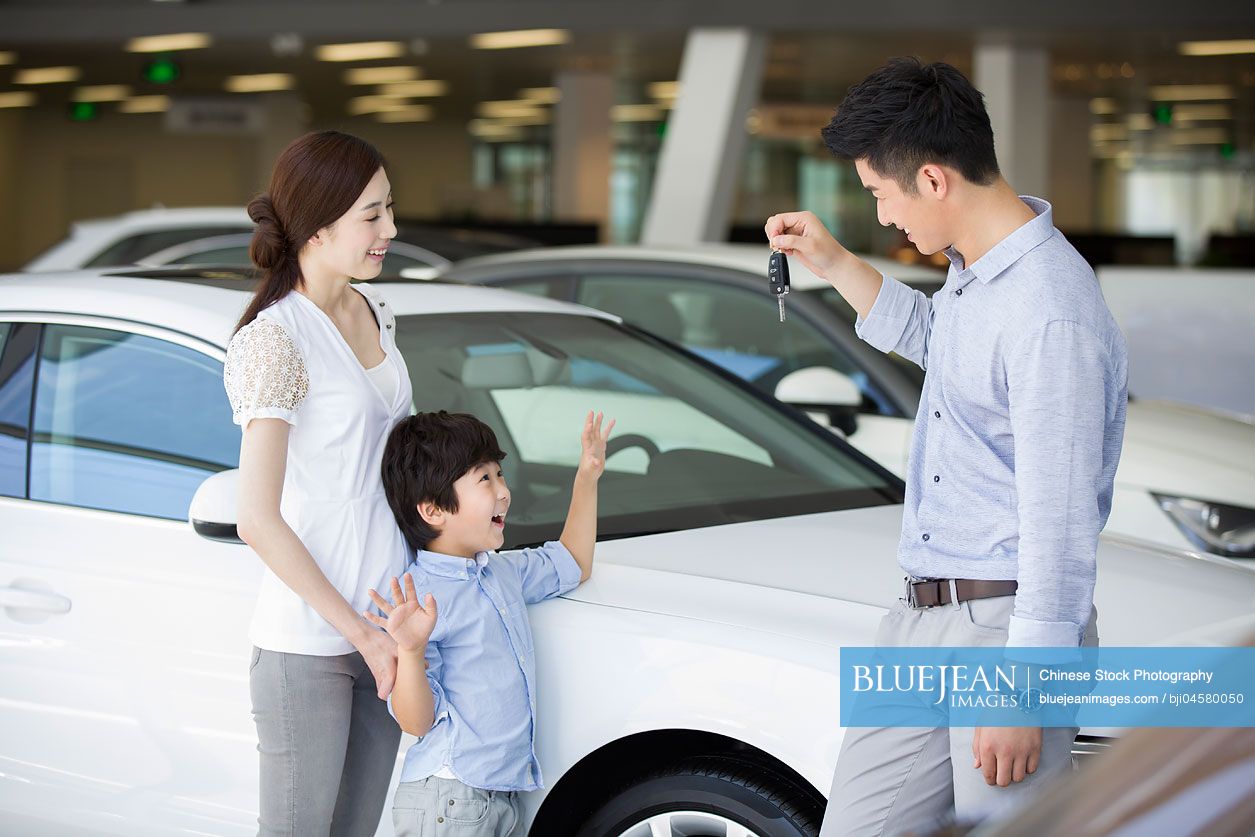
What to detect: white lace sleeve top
<box><xmin>223</xmin><ymin>282</ymin><xmax>414</xmax><ymax>655</ymax></box>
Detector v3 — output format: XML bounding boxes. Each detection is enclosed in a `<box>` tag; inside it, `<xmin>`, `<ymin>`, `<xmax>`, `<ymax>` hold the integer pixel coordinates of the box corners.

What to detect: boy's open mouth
<box><xmin>491</xmin><ymin>514</ymin><xmax>505</xmax><ymax>528</ymax></box>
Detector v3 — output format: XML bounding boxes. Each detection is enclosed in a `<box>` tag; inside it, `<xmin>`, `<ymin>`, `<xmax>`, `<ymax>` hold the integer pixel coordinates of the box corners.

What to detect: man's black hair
<box><xmin>822</xmin><ymin>57</ymin><xmax>1000</xmax><ymax>193</ymax></box>
<box><xmin>381</xmin><ymin>411</ymin><xmax>507</xmax><ymax>552</ymax></box>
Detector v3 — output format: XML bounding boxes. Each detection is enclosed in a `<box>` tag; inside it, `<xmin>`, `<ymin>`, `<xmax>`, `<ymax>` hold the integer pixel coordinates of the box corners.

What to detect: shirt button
<box><xmin>934</xmin><ymin>411</ymin><xmax>941</xmax><ymax>419</ymax></box>
<box><xmin>437</xmin><ymin>816</ymin><xmax>444</xmax><ymax>823</ymax></box>
<box><xmin>955</xmin><ymin>288</ymin><xmax>963</xmax><ymax>296</ymax></box>
<box><xmin>499</xmin><ymin>607</ymin><xmax>507</xmax><ymax>616</ymax></box>
<box><xmin>934</xmin><ymin>475</ymin><xmax>941</xmax><ymax>483</ymax></box>
<box><xmin>379</xmin><ymin>301</ymin><xmax>386</xmax><ymax>307</ymax></box>
<box><xmin>922</xmin><ymin>533</ymin><xmax>931</xmax><ymax>542</ymax></box>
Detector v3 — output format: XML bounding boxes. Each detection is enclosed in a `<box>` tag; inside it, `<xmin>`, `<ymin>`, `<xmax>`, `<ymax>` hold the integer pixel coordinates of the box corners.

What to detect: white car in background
<box><xmin>22</xmin><ymin>206</ymin><xmax>536</xmax><ymax>278</ymax></box>
<box><xmin>1</xmin><ymin>268</ymin><xmax>1252</xmax><ymax>836</ymax></box>
<box><xmin>444</xmin><ymin>245</ymin><xmax>1255</xmax><ymax>565</ymax></box>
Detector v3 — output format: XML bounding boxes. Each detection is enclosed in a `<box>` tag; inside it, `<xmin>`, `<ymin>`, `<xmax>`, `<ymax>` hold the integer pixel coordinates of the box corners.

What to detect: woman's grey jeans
<box><xmin>250</xmin><ymin>647</ymin><xmax>402</xmax><ymax>836</ymax></box>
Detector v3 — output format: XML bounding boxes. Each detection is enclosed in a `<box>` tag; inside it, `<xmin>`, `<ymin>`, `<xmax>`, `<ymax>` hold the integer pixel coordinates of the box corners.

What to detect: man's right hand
<box><xmin>764</xmin><ymin>211</ymin><xmax>849</xmax><ymax>278</ymax></box>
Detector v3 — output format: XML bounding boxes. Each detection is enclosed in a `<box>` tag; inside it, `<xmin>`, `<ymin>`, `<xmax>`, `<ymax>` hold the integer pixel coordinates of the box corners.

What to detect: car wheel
<box><xmin>576</xmin><ymin>755</ymin><xmax>823</xmax><ymax>837</ymax></box>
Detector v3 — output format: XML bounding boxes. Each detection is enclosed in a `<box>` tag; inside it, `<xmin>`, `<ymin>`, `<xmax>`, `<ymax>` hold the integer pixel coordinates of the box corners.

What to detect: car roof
<box><xmin>0</xmin><ymin>268</ymin><xmax>617</xmax><ymax>350</ymax></box>
<box><xmin>68</xmin><ymin>207</ymin><xmax>252</xmax><ymax>232</ymax></box>
<box><xmin>441</xmin><ymin>242</ymin><xmax>946</xmax><ymax>291</ymax></box>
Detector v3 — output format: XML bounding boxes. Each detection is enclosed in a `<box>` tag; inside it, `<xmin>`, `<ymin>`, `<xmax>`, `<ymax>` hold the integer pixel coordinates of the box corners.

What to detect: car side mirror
<box><xmin>774</xmin><ymin>366</ymin><xmax>863</xmax><ymax>436</ymax></box>
<box><xmin>189</xmin><ymin>469</ymin><xmax>244</xmax><ymax>544</ymax></box>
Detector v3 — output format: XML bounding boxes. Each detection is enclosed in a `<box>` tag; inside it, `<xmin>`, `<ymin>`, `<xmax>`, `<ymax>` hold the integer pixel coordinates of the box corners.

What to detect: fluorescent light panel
<box><xmin>375</xmin><ymin>105</ymin><xmax>433</xmax><ymax>123</ymax></box>
<box><xmin>613</xmin><ymin>104</ymin><xmax>663</xmax><ymax>122</ymax></box>
<box><xmin>1179</xmin><ymin>39</ymin><xmax>1255</xmax><ymax>56</ymax></box>
<box><xmin>119</xmin><ymin>95</ymin><xmax>171</xmax><ymax>113</ymax></box>
<box><xmin>519</xmin><ymin>87</ymin><xmax>560</xmax><ymax>103</ymax></box>
<box><xmin>477</xmin><ymin>100</ymin><xmax>546</xmax><ymax>118</ymax></box>
<box><xmin>471</xmin><ymin>29</ymin><xmax>568</xmax><ymax>50</ymax></box>
<box><xmin>376</xmin><ymin>80</ymin><xmax>448</xmax><ymax>98</ymax></box>
<box><xmin>0</xmin><ymin>91</ymin><xmax>35</xmax><ymax>108</ymax></box>
<box><xmin>345</xmin><ymin>66</ymin><xmax>419</xmax><ymax>85</ymax></box>
<box><xmin>1149</xmin><ymin>84</ymin><xmax>1234</xmax><ymax>101</ymax></box>
<box><xmin>15</xmin><ymin>66</ymin><xmax>80</xmax><ymax>84</ymax></box>
<box><xmin>317</xmin><ymin>42</ymin><xmax>404</xmax><ymax>62</ymax></box>
<box><xmin>225</xmin><ymin>73</ymin><xmax>294</xmax><ymax>93</ymax></box>
<box><xmin>126</xmin><ymin>33</ymin><xmax>211</xmax><ymax>53</ymax></box>
<box><xmin>0</xmin><ymin>52</ymin><xmax>16</xmax><ymax>66</ymax></box>
<box><xmin>74</xmin><ymin>85</ymin><xmax>131</xmax><ymax>102</ymax></box>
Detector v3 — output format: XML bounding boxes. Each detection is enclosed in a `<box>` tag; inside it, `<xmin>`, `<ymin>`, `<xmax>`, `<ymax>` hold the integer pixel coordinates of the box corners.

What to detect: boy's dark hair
<box><xmin>821</xmin><ymin>57</ymin><xmax>1000</xmax><ymax>194</ymax></box>
<box><xmin>382</xmin><ymin>411</ymin><xmax>507</xmax><ymax>552</ymax></box>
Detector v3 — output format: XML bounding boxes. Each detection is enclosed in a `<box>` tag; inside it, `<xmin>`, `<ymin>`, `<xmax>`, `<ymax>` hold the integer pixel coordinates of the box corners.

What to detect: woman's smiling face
<box><xmin>306</xmin><ymin>166</ymin><xmax>396</xmax><ymax>280</ymax></box>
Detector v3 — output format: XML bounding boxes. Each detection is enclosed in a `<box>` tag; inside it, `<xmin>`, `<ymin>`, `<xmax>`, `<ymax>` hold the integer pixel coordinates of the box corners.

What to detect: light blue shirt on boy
<box><xmin>390</xmin><ymin>540</ymin><xmax>583</xmax><ymax>791</ymax></box>
<box><xmin>855</xmin><ymin>196</ymin><xmax>1128</xmax><ymax>649</ymax></box>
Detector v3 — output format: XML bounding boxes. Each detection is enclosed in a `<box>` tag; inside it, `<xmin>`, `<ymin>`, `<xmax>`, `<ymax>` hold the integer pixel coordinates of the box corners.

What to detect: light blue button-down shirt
<box><xmin>856</xmin><ymin>196</ymin><xmax>1128</xmax><ymax>648</ymax></box>
<box><xmin>391</xmin><ymin>540</ymin><xmax>582</xmax><ymax>790</ymax></box>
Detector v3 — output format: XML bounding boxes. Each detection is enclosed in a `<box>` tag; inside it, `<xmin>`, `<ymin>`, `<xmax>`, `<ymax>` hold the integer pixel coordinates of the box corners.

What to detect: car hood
<box><xmin>565</xmin><ymin>504</ymin><xmax>1255</xmax><ymax>648</ymax></box>
<box><xmin>1120</xmin><ymin>400</ymin><xmax>1255</xmax><ymax>505</ymax></box>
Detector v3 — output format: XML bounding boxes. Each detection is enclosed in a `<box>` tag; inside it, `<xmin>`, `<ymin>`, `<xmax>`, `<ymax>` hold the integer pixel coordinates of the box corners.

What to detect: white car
<box><xmin>22</xmin><ymin>207</ymin><xmax>535</xmax><ymax>278</ymax></box>
<box><xmin>443</xmin><ymin>245</ymin><xmax>1255</xmax><ymax>565</ymax></box>
<box><xmin>1</xmin><ymin>268</ymin><xmax>1252</xmax><ymax>836</ymax></box>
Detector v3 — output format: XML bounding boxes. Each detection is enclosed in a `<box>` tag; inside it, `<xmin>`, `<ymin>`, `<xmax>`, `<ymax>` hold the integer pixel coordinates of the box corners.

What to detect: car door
<box><xmin>0</xmin><ymin>315</ymin><xmax>260</xmax><ymax>835</ymax></box>
<box><xmin>572</xmin><ymin>271</ymin><xmax>914</xmax><ymax>474</ymax></box>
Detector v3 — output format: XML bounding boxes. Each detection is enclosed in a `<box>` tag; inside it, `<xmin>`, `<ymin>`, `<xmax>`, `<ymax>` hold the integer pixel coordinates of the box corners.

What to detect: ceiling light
<box><xmin>519</xmin><ymin>87</ymin><xmax>560</xmax><ymax>103</ymax></box>
<box><xmin>470</xmin><ymin>29</ymin><xmax>569</xmax><ymax>50</ymax></box>
<box><xmin>1126</xmin><ymin>113</ymin><xmax>1153</xmax><ymax>131</ymax></box>
<box><xmin>376</xmin><ymin>80</ymin><xmax>448</xmax><ymax>98</ymax></box>
<box><xmin>349</xmin><ymin>95</ymin><xmax>416</xmax><ymax>115</ymax></box>
<box><xmin>1149</xmin><ymin>84</ymin><xmax>1234</xmax><ymax>101</ymax></box>
<box><xmin>648</xmin><ymin>81</ymin><xmax>680</xmax><ymax>100</ymax></box>
<box><xmin>0</xmin><ymin>91</ymin><xmax>35</xmax><ymax>108</ymax></box>
<box><xmin>119</xmin><ymin>95</ymin><xmax>171</xmax><ymax>113</ymax></box>
<box><xmin>225</xmin><ymin>73</ymin><xmax>295</xmax><ymax>93</ymax></box>
<box><xmin>1089</xmin><ymin>97</ymin><xmax>1117</xmax><ymax>115</ymax></box>
<box><xmin>612</xmin><ymin>104</ymin><xmax>663</xmax><ymax>122</ymax></box>
<box><xmin>345</xmin><ymin>66</ymin><xmax>419</xmax><ymax>85</ymax></box>
<box><xmin>1179</xmin><ymin>39</ymin><xmax>1255</xmax><ymax>56</ymax></box>
<box><xmin>74</xmin><ymin>85</ymin><xmax>131</xmax><ymax>102</ymax></box>
<box><xmin>1090</xmin><ymin>124</ymin><xmax>1128</xmax><ymax>142</ymax></box>
<box><xmin>375</xmin><ymin>105</ymin><xmax>432</xmax><ymax>123</ymax></box>
<box><xmin>316</xmin><ymin>42</ymin><xmax>404</xmax><ymax>62</ymax></box>
<box><xmin>477</xmin><ymin>100</ymin><xmax>546</xmax><ymax>118</ymax></box>
<box><xmin>468</xmin><ymin>119</ymin><xmax>524</xmax><ymax>141</ymax></box>
<box><xmin>15</xmin><ymin>66</ymin><xmax>80</xmax><ymax>85</ymax></box>
<box><xmin>1172</xmin><ymin>104</ymin><xmax>1231</xmax><ymax>121</ymax></box>
<box><xmin>125</xmin><ymin>33</ymin><xmax>211</xmax><ymax>53</ymax></box>
<box><xmin>0</xmin><ymin>53</ymin><xmax>15</xmax><ymax>66</ymax></box>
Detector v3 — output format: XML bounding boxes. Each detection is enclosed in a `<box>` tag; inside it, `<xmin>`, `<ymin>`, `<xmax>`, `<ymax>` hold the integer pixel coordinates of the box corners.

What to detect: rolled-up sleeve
<box><xmin>854</xmin><ymin>274</ymin><xmax>935</xmax><ymax>369</ymax></box>
<box><xmin>499</xmin><ymin>540</ymin><xmax>583</xmax><ymax>604</ymax></box>
<box><xmin>1005</xmin><ymin>319</ymin><xmax>1113</xmax><ymax>648</ymax></box>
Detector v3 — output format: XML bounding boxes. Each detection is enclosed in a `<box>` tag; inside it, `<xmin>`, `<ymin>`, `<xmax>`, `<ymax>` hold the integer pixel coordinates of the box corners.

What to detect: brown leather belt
<box><xmin>904</xmin><ymin>577</ymin><xmax>1018</xmax><ymax>609</ymax></box>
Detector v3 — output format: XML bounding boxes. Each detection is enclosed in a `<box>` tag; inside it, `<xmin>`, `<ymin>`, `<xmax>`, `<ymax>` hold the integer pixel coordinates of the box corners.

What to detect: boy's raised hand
<box><xmin>365</xmin><ymin>573</ymin><xmax>437</xmax><ymax>653</ymax></box>
<box><xmin>579</xmin><ymin>410</ymin><xmax>615</xmax><ymax>481</ymax></box>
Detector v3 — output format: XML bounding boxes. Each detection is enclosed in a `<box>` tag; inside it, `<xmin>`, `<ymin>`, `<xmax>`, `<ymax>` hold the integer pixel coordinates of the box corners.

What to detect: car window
<box><xmin>29</xmin><ymin>325</ymin><xmax>238</xmax><ymax>519</ymax></box>
<box><xmin>0</xmin><ymin>322</ymin><xmax>37</xmax><ymax>498</ymax></box>
<box><xmin>576</xmin><ymin>274</ymin><xmax>895</xmax><ymax>414</ymax></box>
<box><xmin>84</xmin><ymin>226</ymin><xmax>253</xmax><ymax>267</ymax></box>
<box><xmin>393</xmin><ymin>312</ymin><xmax>901</xmax><ymax>547</ymax></box>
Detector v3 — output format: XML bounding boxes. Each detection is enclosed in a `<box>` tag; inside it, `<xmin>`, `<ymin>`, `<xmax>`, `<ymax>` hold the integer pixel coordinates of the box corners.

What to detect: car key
<box><xmin>768</xmin><ymin>248</ymin><xmax>790</xmax><ymax>322</ymax></box>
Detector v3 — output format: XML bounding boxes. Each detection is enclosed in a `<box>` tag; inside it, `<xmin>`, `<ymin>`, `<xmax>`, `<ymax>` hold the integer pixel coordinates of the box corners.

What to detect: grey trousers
<box><xmin>819</xmin><ymin>593</ymin><xmax>1099</xmax><ymax>837</ymax></box>
<box><xmin>392</xmin><ymin>775</ymin><xmax>521</xmax><ymax>837</ymax></box>
<box><xmin>250</xmin><ymin>647</ymin><xmax>402</xmax><ymax>837</ymax></box>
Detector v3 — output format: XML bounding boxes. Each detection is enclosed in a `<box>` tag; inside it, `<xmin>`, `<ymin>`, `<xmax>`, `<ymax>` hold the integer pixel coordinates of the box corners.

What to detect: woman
<box><xmin>223</xmin><ymin>130</ymin><xmax>412</xmax><ymax>835</ymax></box>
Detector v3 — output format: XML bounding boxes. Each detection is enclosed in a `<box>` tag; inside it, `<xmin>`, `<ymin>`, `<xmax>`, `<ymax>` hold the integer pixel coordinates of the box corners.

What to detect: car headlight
<box><xmin>1153</xmin><ymin>494</ymin><xmax>1255</xmax><ymax>559</ymax></box>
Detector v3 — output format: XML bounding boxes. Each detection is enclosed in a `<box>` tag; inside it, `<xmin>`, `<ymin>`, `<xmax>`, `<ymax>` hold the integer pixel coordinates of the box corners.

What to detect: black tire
<box><xmin>575</xmin><ymin>755</ymin><xmax>823</xmax><ymax>837</ymax></box>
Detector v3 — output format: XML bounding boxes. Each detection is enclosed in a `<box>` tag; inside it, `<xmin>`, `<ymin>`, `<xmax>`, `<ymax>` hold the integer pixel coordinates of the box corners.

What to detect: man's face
<box><xmin>855</xmin><ymin>158</ymin><xmax>947</xmax><ymax>256</ymax></box>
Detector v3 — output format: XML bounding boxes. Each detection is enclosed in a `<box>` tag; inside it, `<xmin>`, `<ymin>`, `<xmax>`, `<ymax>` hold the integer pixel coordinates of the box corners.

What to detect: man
<box><xmin>765</xmin><ymin>58</ymin><xmax>1127</xmax><ymax>836</ymax></box>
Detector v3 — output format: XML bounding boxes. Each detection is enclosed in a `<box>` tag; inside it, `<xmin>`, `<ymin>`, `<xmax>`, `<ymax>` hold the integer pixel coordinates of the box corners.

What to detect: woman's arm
<box><xmin>236</xmin><ymin>417</ymin><xmax>398</xmax><ymax>698</ymax></box>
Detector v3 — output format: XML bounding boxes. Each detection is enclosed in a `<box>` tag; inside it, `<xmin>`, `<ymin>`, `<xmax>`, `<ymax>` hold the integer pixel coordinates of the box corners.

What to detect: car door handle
<box><xmin>0</xmin><ymin>587</ymin><xmax>72</xmax><ymax>615</ymax></box>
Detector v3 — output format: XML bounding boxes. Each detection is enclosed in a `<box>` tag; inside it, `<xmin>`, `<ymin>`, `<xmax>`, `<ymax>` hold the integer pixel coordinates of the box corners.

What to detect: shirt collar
<box><xmin>942</xmin><ymin>195</ymin><xmax>1055</xmax><ymax>285</ymax></box>
<box><xmin>414</xmin><ymin>547</ymin><xmax>490</xmax><ymax>580</ymax></box>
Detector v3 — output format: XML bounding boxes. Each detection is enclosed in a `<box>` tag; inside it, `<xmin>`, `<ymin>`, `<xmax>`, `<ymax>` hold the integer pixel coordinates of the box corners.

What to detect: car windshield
<box><xmin>394</xmin><ymin>312</ymin><xmax>903</xmax><ymax>548</ymax></box>
<box><xmin>809</xmin><ymin>286</ymin><xmax>932</xmax><ymax>391</ymax></box>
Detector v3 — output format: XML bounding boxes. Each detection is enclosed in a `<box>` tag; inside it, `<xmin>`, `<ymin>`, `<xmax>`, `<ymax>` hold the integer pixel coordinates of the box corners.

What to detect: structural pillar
<box><xmin>974</xmin><ymin>42</ymin><xmax>1050</xmax><ymax>199</ymax></box>
<box><xmin>553</xmin><ymin>71</ymin><xmax>613</xmax><ymax>239</ymax></box>
<box><xmin>641</xmin><ymin>28</ymin><xmax>766</xmax><ymax>245</ymax></box>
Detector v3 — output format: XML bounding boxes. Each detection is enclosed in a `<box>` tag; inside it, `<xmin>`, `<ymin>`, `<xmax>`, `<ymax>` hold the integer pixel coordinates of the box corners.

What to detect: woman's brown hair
<box><xmin>235</xmin><ymin>130</ymin><xmax>386</xmax><ymax>333</ymax></box>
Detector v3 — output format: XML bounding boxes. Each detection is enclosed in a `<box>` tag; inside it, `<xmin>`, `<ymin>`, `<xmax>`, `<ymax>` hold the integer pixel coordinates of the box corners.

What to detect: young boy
<box><xmin>367</xmin><ymin>408</ymin><xmax>613</xmax><ymax>837</ymax></box>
